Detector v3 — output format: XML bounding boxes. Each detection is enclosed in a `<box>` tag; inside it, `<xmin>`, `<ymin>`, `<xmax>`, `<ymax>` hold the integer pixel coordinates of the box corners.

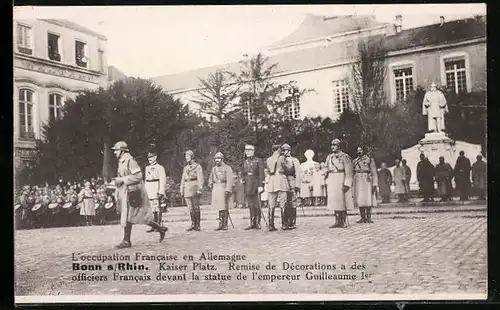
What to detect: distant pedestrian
<box><xmin>401</xmin><ymin>159</ymin><xmax>412</xmax><ymax>202</ymax></box>
<box><xmin>417</xmin><ymin>154</ymin><xmax>435</xmax><ymax>202</ymax></box>
<box><xmin>78</xmin><ymin>181</ymin><xmax>95</xmax><ymax>226</ymax></box>
<box><xmin>435</xmin><ymin>156</ymin><xmax>454</xmax><ymax>202</ymax></box>
<box><xmin>454</xmin><ymin>151</ymin><xmax>471</xmax><ymax>201</ymax></box>
<box><xmin>393</xmin><ymin>159</ymin><xmax>407</xmax><ymax>203</ymax></box>
<box><xmin>377</xmin><ymin>162</ymin><xmax>392</xmax><ymax>203</ymax></box>
<box><xmin>311</xmin><ymin>162</ymin><xmax>324</xmax><ymax>206</ymax></box>
<box><xmin>471</xmin><ymin>155</ymin><xmax>486</xmax><ymax>200</ymax></box>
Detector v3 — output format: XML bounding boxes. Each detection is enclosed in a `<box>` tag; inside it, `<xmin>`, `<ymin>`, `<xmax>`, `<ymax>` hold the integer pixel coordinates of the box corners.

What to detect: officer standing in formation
<box><xmin>111</xmin><ymin>141</ymin><xmax>167</xmax><ymax>249</ymax></box>
<box><xmin>144</xmin><ymin>146</ymin><xmax>167</xmax><ymax>232</ymax></box>
<box><xmin>281</xmin><ymin>143</ymin><xmax>301</xmax><ymax>230</ymax></box>
<box><xmin>180</xmin><ymin>150</ymin><xmax>204</xmax><ymax>231</ymax></box>
<box><xmin>208</xmin><ymin>152</ymin><xmax>234</xmax><ymax>231</ymax></box>
<box><xmin>266</xmin><ymin>144</ymin><xmax>288</xmax><ymax>231</ymax></box>
<box><xmin>242</xmin><ymin>144</ymin><xmax>265</xmax><ymax>230</ymax></box>
<box><xmin>352</xmin><ymin>146</ymin><xmax>378</xmax><ymax>224</ymax></box>
<box><xmin>325</xmin><ymin>139</ymin><xmax>354</xmax><ymax>228</ymax></box>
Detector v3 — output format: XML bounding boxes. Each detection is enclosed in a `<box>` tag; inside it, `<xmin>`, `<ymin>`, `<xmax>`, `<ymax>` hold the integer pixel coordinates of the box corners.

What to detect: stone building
<box><xmin>150</xmin><ymin>14</ymin><xmax>486</xmax><ymax>122</ymax></box>
<box><xmin>14</xmin><ymin>19</ymin><xmax>109</xmax><ymax>171</ymax></box>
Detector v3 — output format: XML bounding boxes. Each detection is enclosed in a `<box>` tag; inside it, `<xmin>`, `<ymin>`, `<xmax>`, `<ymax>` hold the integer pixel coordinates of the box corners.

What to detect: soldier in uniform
<box><xmin>281</xmin><ymin>143</ymin><xmax>301</xmax><ymax>230</ymax></box>
<box><xmin>111</xmin><ymin>141</ymin><xmax>168</xmax><ymax>249</ymax></box>
<box><xmin>144</xmin><ymin>148</ymin><xmax>167</xmax><ymax>232</ymax></box>
<box><xmin>266</xmin><ymin>144</ymin><xmax>288</xmax><ymax>231</ymax></box>
<box><xmin>325</xmin><ymin>138</ymin><xmax>354</xmax><ymax>228</ymax></box>
<box><xmin>208</xmin><ymin>152</ymin><xmax>234</xmax><ymax>231</ymax></box>
<box><xmin>242</xmin><ymin>144</ymin><xmax>265</xmax><ymax>230</ymax></box>
<box><xmin>180</xmin><ymin>150</ymin><xmax>204</xmax><ymax>231</ymax></box>
<box><xmin>353</xmin><ymin>146</ymin><xmax>378</xmax><ymax>224</ymax></box>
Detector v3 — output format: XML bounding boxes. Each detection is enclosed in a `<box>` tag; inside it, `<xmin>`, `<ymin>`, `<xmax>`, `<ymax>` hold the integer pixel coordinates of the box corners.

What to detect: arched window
<box><xmin>49</xmin><ymin>93</ymin><xmax>64</xmax><ymax>121</ymax></box>
<box><xmin>18</xmin><ymin>89</ymin><xmax>35</xmax><ymax>139</ymax></box>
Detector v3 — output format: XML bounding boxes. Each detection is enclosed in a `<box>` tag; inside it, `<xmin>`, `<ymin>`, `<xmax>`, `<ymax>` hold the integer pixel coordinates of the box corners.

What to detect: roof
<box><xmin>150</xmin><ymin>15</ymin><xmax>486</xmax><ymax>93</ymax></box>
<box><xmin>108</xmin><ymin>65</ymin><xmax>128</xmax><ymax>82</ymax></box>
<box><xmin>381</xmin><ymin>15</ymin><xmax>486</xmax><ymax>52</ymax></box>
<box><xmin>268</xmin><ymin>14</ymin><xmax>390</xmax><ymax>49</ymax></box>
<box><xmin>39</xmin><ymin>19</ymin><xmax>107</xmax><ymax>40</ymax></box>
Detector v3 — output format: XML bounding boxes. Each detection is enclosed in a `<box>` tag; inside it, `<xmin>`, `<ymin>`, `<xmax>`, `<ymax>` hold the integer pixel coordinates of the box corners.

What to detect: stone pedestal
<box><xmin>398</xmin><ymin>132</ymin><xmax>483</xmax><ymax>190</ymax></box>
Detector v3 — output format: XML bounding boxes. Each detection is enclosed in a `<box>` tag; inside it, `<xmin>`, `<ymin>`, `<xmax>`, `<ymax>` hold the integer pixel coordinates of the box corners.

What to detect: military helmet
<box><xmin>185</xmin><ymin>150</ymin><xmax>194</xmax><ymax>157</ymax></box>
<box><xmin>111</xmin><ymin>141</ymin><xmax>129</xmax><ymax>151</ymax></box>
<box><xmin>331</xmin><ymin>138</ymin><xmax>341</xmax><ymax>145</ymax></box>
<box><xmin>214</xmin><ymin>152</ymin><xmax>224</xmax><ymax>159</ymax></box>
<box><xmin>281</xmin><ymin>143</ymin><xmax>291</xmax><ymax>151</ymax></box>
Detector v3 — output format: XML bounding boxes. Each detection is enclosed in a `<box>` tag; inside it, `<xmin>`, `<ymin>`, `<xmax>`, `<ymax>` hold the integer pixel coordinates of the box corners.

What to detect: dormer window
<box><xmin>48</xmin><ymin>33</ymin><xmax>61</xmax><ymax>62</ymax></box>
<box><xmin>75</xmin><ymin>40</ymin><xmax>87</xmax><ymax>68</ymax></box>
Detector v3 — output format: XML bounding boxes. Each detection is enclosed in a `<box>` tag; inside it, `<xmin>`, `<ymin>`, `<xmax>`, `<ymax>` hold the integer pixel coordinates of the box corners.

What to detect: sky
<box><xmin>14</xmin><ymin>4</ymin><xmax>486</xmax><ymax>78</ymax></box>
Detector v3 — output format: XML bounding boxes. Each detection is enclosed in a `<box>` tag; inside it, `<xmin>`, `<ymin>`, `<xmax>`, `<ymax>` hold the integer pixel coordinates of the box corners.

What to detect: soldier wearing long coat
<box><xmin>454</xmin><ymin>151</ymin><xmax>471</xmax><ymax>201</ymax></box>
<box><xmin>112</xmin><ymin>141</ymin><xmax>167</xmax><ymax>249</ymax></box>
<box><xmin>435</xmin><ymin>156</ymin><xmax>454</xmax><ymax>201</ymax></box>
<box><xmin>208</xmin><ymin>152</ymin><xmax>234</xmax><ymax>231</ymax></box>
<box><xmin>417</xmin><ymin>154</ymin><xmax>435</xmax><ymax>202</ymax></box>
<box><xmin>266</xmin><ymin>144</ymin><xmax>289</xmax><ymax>231</ymax></box>
<box><xmin>393</xmin><ymin>159</ymin><xmax>408</xmax><ymax>202</ymax></box>
<box><xmin>242</xmin><ymin>144</ymin><xmax>265</xmax><ymax>230</ymax></box>
<box><xmin>377</xmin><ymin>162</ymin><xmax>392</xmax><ymax>203</ymax></box>
<box><xmin>325</xmin><ymin>138</ymin><xmax>354</xmax><ymax>228</ymax></box>
<box><xmin>144</xmin><ymin>149</ymin><xmax>167</xmax><ymax>232</ymax></box>
<box><xmin>180</xmin><ymin>150</ymin><xmax>204</xmax><ymax>231</ymax></box>
<box><xmin>353</xmin><ymin>147</ymin><xmax>378</xmax><ymax>224</ymax></box>
<box><xmin>281</xmin><ymin>143</ymin><xmax>302</xmax><ymax>230</ymax></box>
<box><xmin>471</xmin><ymin>155</ymin><xmax>486</xmax><ymax>200</ymax></box>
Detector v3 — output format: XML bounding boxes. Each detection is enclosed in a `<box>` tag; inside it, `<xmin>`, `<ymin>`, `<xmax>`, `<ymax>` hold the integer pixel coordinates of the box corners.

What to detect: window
<box><xmin>75</xmin><ymin>40</ymin><xmax>87</xmax><ymax>67</ymax></box>
<box><xmin>98</xmin><ymin>50</ymin><xmax>104</xmax><ymax>72</ymax></box>
<box><xmin>49</xmin><ymin>94</ymin><xmax>64</xmax><ymax>121</ymax></box>
<box><xmin>393</xmin><ymin>67</ymin><xmax>414</xmax><ymax>101</ymax></box>
<box><xmin>286</xmin><ymin>88</ymin><xmax>300</xmax><ymax>119</ymax></box>
<box><xmin>48</xmin><ymin>33</ymin><xmax>61</xmax><ymax>61</ymax></box>
<box><xmin>16</xmin><ymin>24</ymin><xmax>32</xmax><ymax>55</ymax></box>
<box><xmin>332</xmin><ymin>80</ymin><xmax>350</xmax><ymax>114</ymax></box>
<box><xmin>18</xmin><ymin>89</ymin><xmax>35</xmax><ymax>139</ymax></box>
<box><xmin>444</xmin><ymin>58</ymin><xmax>467</xmax><ymax>93</ymax></box>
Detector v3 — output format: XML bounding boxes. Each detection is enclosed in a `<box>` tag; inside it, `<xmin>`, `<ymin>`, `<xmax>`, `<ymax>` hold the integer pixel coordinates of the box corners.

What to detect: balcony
<box><xmin>48</xmin><ymin>51</ymin><xmax>61</xmax><ymax>62</ymax></box>
<box><xmin>17</xmin><ymin>46</ymin><xmax>32</xmax><ymax>55</ymax></box>
<box><xmin>76</xmin><ymin>56</ymin><xmax>87</xmax><ymax>68</ymax></box>
<box><xmin>19</xmin><ymin>130</ymin><xmax>36</xmax><ymax>140</ymax></box>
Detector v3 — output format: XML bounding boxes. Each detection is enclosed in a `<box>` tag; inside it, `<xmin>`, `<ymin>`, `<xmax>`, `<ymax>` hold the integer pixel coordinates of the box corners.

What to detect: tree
<box><xmin>23</xmin><ymin>78</ymin><xmax>199</xmax><ymax>185</ymax></box>
<box><xmin>192</xmin><ymin>70</ymin><xmax>241</xmax><ymax>122</ymax></box>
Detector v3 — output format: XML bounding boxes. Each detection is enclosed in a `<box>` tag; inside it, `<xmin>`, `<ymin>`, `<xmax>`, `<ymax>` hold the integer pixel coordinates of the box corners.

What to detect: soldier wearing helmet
<box><xmin>180</xmin><ymin>149</ymin><xmax>204</xmax><ymax>231</ymax></box>
<box><xmin>111</xmin><ymin>141</ymin><xmax>167</xmax><ymax>249</ymax></box>
<box><xmin>144</xmin><ymin>144</ymin><xmax>167</xmax><ymax>232</ymax></box>
<box><xmin>324</xmin><ymin>138</ymin><xmax>354</xmax><ymax>228</ymax></box>
<box><xmin>208</xmin><ymin>152</ymin><xmax>234</xmax><ymax>231</ymax></box>
<box><xmin>265</xmin><ymin>142</ymin><xmax>289</xmax><ymax>231</ymax></box>
<box><xmin>281</xmin><ymin>143</ymin><xmax>302</xmax><ymax>230</ymax></box>
<box><xmin>353</xmin><ymin>146</ymin><xmax>378</xmax><ymax>224</ymax></box>
<box><xmin>242</xmin><ymin>144</ymin><xmax>265</xmax><ymax>230</ymax></box>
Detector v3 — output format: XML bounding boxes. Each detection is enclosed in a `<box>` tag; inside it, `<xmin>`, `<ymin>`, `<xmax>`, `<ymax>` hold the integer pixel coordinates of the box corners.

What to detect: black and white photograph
<box><xmin>13</xmin><ymin>4</ymin><xmax>487</xmax><ymax>303</ymax></box>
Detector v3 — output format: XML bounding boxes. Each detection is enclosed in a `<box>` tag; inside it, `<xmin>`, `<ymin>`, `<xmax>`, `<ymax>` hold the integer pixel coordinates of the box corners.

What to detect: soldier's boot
<box><xmin>186</xmin><ymin>212</ymin><xmax>196</xmax><ymax>231</ymax></box>
<box><xmin>148</xmin><ymin>221</ymin><xmax>168</xmax><ymax>242</ymax></box>
<box><xmin>115</xmin><ymin>222</ymin><xmax>132</xmax><ymax>249</ymax></box>
<box><xmin>269</xmin><ymin>208</ymin><xmax>277</xmax><ymax>232</ymax></box>
<box><xmin>281</xmin><ymin>208</ymin><xmax>289</xmax><ymax>230</ymax></box>
<box><xmin>195</xmin><ymin>210</ymin><xmax>201</xmax><ymax>231</ymax></box>
<box><xmin>158</xmin><ymin>210</ymin><xmax>163</xmax><ymax>225</ymax></box>
<box><xmin>147</xmin><ymin>212</ymin><xmax>158</xmax><ymax>232</ymax></box>
<box><xmin>288</xmin><ymin>208</ymin><xmax>296</xmax><ymax>230</ymax></box>
<box><xmin>329</xmin><ymin>212</ymin><xmax>340</xmax><ymax>228</ymax></box>
<box><xmin>339</xmin><ymin>211</ymin><xmax>348</xmax><ymax>228</ymax></box>
<box><xmin>356</xmin><ymin>207</ymin><xmax>366</xmax><ymax>223</ymax></box>
<box><xmin>244</xmin><ymin>208</ymin><xmax>254</xmax><ymax>230</ymax></box>
<box><xmin>222</xmin><ymin>210</ymin><xmax>229</xmax><ymax>230</ymax></box>
<box><xmin>255</xmin><ymin>209</ymin><xmax>261</xmax><ymax>229</ymax></box>
<box><xmin>365</xmin><ymin>207</ymin><xmax>374</xmax><ymax>223</ymax></box>
<box><xmin>215</xmin><ymin>211</ymin><xmax>224</xmax><ymax>231</ymax></box>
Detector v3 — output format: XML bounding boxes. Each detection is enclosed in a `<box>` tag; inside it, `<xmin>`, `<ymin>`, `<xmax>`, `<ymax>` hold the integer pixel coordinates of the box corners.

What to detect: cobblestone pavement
<box><xmin>15</xmin><ymin>210</ymin><xmax>487</xmax><ymax>298</ymax></box>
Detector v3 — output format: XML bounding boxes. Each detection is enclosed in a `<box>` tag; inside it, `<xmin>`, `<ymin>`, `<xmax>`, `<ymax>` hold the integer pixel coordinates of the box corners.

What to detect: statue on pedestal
<box><xmin>422</xmin><ymin>82</ymin><xmax>449</xmax><ymax>133</ymax></box>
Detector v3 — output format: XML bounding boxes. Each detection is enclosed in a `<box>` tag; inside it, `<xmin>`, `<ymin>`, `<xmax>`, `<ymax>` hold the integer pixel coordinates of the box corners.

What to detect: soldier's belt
<box><xmin>355</xmin><ymin>170</ymin><xmax>370</xmax><ymax>173</ymax></box>
<box><xmin>146</xmin><ymin>179</ymin><xmax>159</xmax><ymax>182</ymax></box>
<box><xmin>83</xmin><ymin>197</ymin><xmax>93</xmax><ymax>199</ymax></box>
<box><xmin>185</xmin><ymin>177</ymin><xmax>198</xmax><ymax>181</ymax></box>
<box><xmin>214</xmin><ymin>180</ymin><xmax>227</xmax><ymax>183</ymax></box>
<box><xmin>329</xmin><ymin>170</ymin><xmax>345</xmax><ymax>173</ymax></box>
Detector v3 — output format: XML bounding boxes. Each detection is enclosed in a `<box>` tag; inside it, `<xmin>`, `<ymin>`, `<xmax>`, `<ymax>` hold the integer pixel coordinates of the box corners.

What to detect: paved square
<box><xmin>15</xmin><ymin>211</ymin><xmax>487</xmax><ymax>298</ymax></box>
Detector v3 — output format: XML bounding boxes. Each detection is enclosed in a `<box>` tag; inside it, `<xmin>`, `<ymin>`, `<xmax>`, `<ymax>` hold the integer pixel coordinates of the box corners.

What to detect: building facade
<box><xmin>14</xmin><ymin>19</ymin><xmax>109</xmax><ymax>171</ymax></box>
<box><xmin>150</xmin><ymin>14</ymin><xmax>486</xmax><ymax>122</ymax></box>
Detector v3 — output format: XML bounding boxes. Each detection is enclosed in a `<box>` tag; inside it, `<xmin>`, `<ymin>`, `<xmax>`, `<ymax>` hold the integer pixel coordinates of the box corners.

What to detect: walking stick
<box><xmin>225</xmin><ymin>193</ymin><xmax>235</xmax><ymax>229</ymax></box>
<box><xmin>227</xmin><ymin>210</ymin><xmax>235</xmax><ymax>229</ymax></box>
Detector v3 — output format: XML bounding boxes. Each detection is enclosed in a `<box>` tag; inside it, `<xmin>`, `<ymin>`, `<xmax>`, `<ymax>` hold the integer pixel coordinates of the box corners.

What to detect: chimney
<box><xmin>394</xmin><ymin>15</ymin><xmax>402</xmax><ymax>33</ymax></box>
<box><xmin>440</xmin><ymin>16</ymin><xmax>445</xmax><ymax>26</ymax></box>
